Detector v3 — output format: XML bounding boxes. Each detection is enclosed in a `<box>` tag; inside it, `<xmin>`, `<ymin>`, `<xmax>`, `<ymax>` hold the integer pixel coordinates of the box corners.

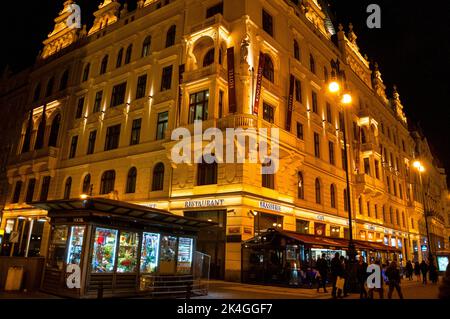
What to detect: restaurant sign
<box><xmin>184</xmin><ymin>199</ymin><xmax>225</xmax><ymax>208</ymax></box>
<box><xmin>259</xmin><ymin>201</ymin><xmax>282</xmax><ymax>212</ymax></box>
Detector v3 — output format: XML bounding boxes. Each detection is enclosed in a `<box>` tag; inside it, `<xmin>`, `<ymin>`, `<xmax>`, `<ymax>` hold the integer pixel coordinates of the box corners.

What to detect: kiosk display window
<box><xmin>437</xmin><ymin>256</ymin><xmax>449</xmax><ymax>272</ymax></box>
<box><xmin>177</xmin><ymin>237</ymin><xmax>193</xmax><ymax>274</ymax></box>
<box><xmin>140</xmin><ymin>232</ymin><xmax>160</xmax><ymax>273</ymax></box>
<box><xmin>160</xmin><ymin>235</ymin><xmax>177</xmax><ymax>274</ymax></box>
<box><xmin>67</xmin><ymin>226</ymin><xmax>85</xmax><ymax>265</ymax></box>
<box><xmin>117</xmin><ymin>231</ymin><xmax>139</xmax><ymax>273</ymax></box>
<box><xmin>47</xmin><ymin>225</ymin><xmax>68</xmax><ymax>270</ymax></box>
<box><xmin>92</xmin><ymin>228</ymin><xmax>118</xmax><ymax>273</ymax></box>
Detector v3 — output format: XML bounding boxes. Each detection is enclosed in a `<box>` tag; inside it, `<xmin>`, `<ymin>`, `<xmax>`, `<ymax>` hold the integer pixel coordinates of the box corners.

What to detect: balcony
<box><xmin>355</xmin><ymin>173</ymin><xmax>384</xmax><ymax>196</ymax></box>
<box><xmin>183</xmin><ymin>64</ymin><xmax>227</xmax><ymax>84</ymax></box>
<box><xmin>189</xmin><ymin>14</ymin><xmax>230</xmax><ymax>34</ymax></box>
<box><xmin>8</xmin><ymin>147</ymin><xmax>59</xmax><ymax>169</ymax></box>
<box><xmin>360</xmin><ymin>142</ymin><xmax>380</xmax><ymax>154</ymax></box>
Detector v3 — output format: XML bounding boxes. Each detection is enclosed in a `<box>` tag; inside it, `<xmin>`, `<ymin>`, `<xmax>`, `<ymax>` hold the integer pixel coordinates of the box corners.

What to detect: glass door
<box><xmin>159</xmin><ymin>235</ymin><xmax>178</xmax><ymax>274</ymax></box>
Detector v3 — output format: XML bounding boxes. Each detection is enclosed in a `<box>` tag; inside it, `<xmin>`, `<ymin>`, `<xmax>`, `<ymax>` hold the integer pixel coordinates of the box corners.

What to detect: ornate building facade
<box><xmin>0</xmin><ymin>0</ymin><xmax>449</xmax><ymax>281</ymax></box>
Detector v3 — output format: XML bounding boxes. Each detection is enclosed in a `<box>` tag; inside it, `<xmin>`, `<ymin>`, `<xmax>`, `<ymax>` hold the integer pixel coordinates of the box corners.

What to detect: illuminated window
<box><xmin>189</xmin><ymin>90</ymin><xmax>209</xmax><ymax>123</ymax></box>
<box><xmin>297</xmin><ymin>172</ymin><xmax>304</xmax><ymax>199</ymax></box>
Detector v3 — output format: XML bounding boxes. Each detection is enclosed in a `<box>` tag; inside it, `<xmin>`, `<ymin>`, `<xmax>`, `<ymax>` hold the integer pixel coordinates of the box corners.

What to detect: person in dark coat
<box><xmin>405</xmin><ymin>260</ymin><xmax>413</xmax><ymax>280</ymax></box>
<box><xmin>414</xmin><ymin>261</ymin><xmax>421</xmax><ymax>282</ymax></box>
<box><xmin>385</xmin><ymin>261</ymin><xmax>404</xmax><ymax>299</ymax></box>
<box><xmin>439</xmin><ymin>263</ymin><xmax>450</xmax><ymax>299</ymax></box>
<box><xmin>429</xmin><ymin>258</ymin><xmax>438</xmax><ymax>284</ymax></box>
<box><xmin>316</xmin><ymin>253</ymin><xmax>329</xmax><ymax>293</ymax></box>
<box><xmin>357</xmin><ymin>256</ymin><xmax>368</xmax><ymax>299</ymax></box>
<box><xmin>330</xmin><ymin>252</ymin><xmax>343</xmax><ymax>299</ymax></box>
<box><xmin>420</xmin><ymin>260</ymin><xmax>429</xmax><ymax>284</ymax></box>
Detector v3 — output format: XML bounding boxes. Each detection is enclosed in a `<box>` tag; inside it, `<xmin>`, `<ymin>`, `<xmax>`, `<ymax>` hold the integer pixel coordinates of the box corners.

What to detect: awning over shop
<box><xmin>282</xmin><ymin>231</ymin><xmax>347</xmax><ymax>249</ymax></box>
<box><xmin>32</xmin><ymin>198</ymin><xmax>216</xmax><ymax>232</ymax></box>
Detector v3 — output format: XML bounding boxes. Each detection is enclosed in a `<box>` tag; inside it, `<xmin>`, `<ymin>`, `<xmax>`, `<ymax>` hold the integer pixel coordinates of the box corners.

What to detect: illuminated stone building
<box><xmin>0</xmin><ymin>0</ymin><xmax>449</xmax><ymax>281</ymax></box>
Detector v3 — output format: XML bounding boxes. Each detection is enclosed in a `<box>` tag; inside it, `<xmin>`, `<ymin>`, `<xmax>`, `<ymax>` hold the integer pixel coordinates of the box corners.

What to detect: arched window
<box><xmin>297</xmin><ymin>172</ymin><xmax>304</xmax><ymax>199</ymax></box>
<box><xmin>60</xmin><ymin>70</ymin><xmax>69</xmax><ymax>90</ymax></box>
<box><xmin>309</xmin><ymin>54</ymin><xmax>316</xmax><ymax>74</ymax></box>
<box><xmin>82</xmin><ymin>174</ymin><xmax>91</xmax><ymax>194</ymax></box>
<box><xmin>64</xmin><ymin>177</ymin><xmax>72</xmax><ymax>200</ymax></box>
<box><xmin>125</xmin><ymin>44</ymin><xmax>133</xmax><ymax>64</ymax></box>
<box><xmin>100</xmin><ymin>170</ymin><xmax>115</xmax><ymax>195</ymax></box>
<box><xmin>46</xmin><ymin>77</ymin><xmax>55</xmax><ymax>97</ymax></box>
<box><xmin>315</xmin><ymin>178</ymin><xmax>321</xmax><ymax>204</ymax></box>
<box><xmin>48</xmin><ymin>114</ymin><xmax>61</xmax><ymax>147</ymax></box>
<box><xmin>116</xmin><ymin>48</ymin><xmax>124</xmax><ymax>68</ymax></box>
<box><xmin>343</xmin><ymin>188</ymin><xmax>349</xmax><ymax>211</ymax></box>
<box><xmin>198</xmin><ymin>162</ymin><xmax>217</xmax><ymax>186</ymax></box>
<box><xmin>100</xmin><ymin>55</ymin><xmax>109</xmax><ymax>75</ymax></box>
<box><xmin>294</xmin><ymin>40</ymin><xmax>300</xmax><ymax>60</ymax></box>
<box><xmin>34</xmin><ymin>119</ymin><xmax>45</xmax><ymax>150</ymax></box>
<box><xmin>203</xmin><ymin>48</ymin><xmax>215</xmax><ymax>67</ymax></box>
<box><xmin>33</xmin><ymin>83</ymin><xmax>41</xmax><ymax>102</ymax></box>
<box><xmin>126</xmin><ymin>167</ymin><xmax>137</xmax><ymax>193</ymax></box>
<box><xmin>142</xmin><ymin>36</ymin><xmax>151</xmax><ymax>57</ymax></box>
<box><xmin>82</xmin><ymin>63</ymin><xmax>90</xmax><ymax>82</ymax></box>
<box><xmin>166</xmin><ymin>25</ymin><xmax>176</xmax><ymax>48</ymax></box>
<box><xmin>262</xmin><ymin>54</ymin><xmax>274</xmax><ymax>82</ymax></box>
<box><xmin>330</xmin><ymin>184</ymin><xmax>336</xmax><ymax>208</ymax></box>
<box><xmin>152</xmin><ymin>163</ymin><xmax>165</xmax><ymax>191</ymax></box>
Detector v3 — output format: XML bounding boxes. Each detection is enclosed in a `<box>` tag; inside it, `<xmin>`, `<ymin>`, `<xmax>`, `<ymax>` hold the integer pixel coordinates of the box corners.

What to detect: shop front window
<box><xmin>92</xmin><ymin>228</ymin><xmax>118</xmax><ymax>273</ymax></box>
<box><xmin>330</xmin><ymin>226</ymin><xmax>340</xmax><ymax>238</ymax></box>
<box><xmin>177</xmin><ymin>237</ymin><xmax>194</xmax><ymax>274</ymax></box>
<box><xmin>160</xmin><ymin>235</ymin><xmax>178</xmax><ymax>274</ymax></box>
<box><xmin>117</xmin><ymin>231</ymin><xmax>139</xmax><ymax>273</ymax></box>
<box><xmin>140</xmin><ymin>232</ymin><xmax>160</xmax><ymax>273</ymax></box>
<box><xmin>295</xmin><ymin>219</ymin><xmax>309</xmax><ymax>234</ymax></box>
<box><xmin>67</xmin><ymin>226</ymin><xmax>85</xmax><ymax>265</ymax></box>
<box><xmin>47</xmin><ymin>225</ymin><xmax>68</xmax><ymax>270</ymax></box>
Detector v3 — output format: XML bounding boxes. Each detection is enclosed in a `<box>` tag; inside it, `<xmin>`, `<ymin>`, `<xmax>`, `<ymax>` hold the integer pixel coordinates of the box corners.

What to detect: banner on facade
<box><xmin>227</xmin><ymin>47</ymin><xmax>237</xmax><ymax>114</ymax></box>
<box><xmin>286</xmin><ymin>74</ymin><xmax>295</xmax><ymax>131</ymax></box>
<box><xmin>253</xmin><ymin>52</ymin><xmax>265</xmax><ymax>115</ymax></box>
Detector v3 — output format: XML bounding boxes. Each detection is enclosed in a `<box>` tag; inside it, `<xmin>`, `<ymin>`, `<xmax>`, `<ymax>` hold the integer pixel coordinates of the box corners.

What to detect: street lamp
<box><xmin>413</xmin><ymin>160</ymin><xmax>433</xmax><ymax>262</ymax></box>
<box><xmin>328</xmin><ymin>59</ymin><xmax>356</xmax><ymax>261</ymax></box>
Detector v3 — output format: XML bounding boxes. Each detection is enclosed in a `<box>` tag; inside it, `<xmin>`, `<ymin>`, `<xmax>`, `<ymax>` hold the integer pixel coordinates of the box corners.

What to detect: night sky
<box><xmin>1</xmin><ymin>0</ymin><xmax>449</xmax><ymax>182</ymax></box>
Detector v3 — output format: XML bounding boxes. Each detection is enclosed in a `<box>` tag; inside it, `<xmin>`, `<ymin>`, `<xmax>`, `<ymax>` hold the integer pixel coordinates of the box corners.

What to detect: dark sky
<box><xmin>1</xmin><ymin>0</ymin><xmax>449</xmax><ymax>183</ymax></box>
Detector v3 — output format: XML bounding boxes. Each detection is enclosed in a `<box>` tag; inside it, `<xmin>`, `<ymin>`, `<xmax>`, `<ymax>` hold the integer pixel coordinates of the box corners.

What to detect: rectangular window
<box><xmin>40</xmin><ymin>176</ymin><xmax>51</xmax><ymax>201</ymax></box>
<box><xmin>25</xmin><ymin>178</ymin><xmax>36</xmax><ymax>203</ymax></box>
<box><xmin>105</xmin><ymin>124</ymin><xmax>121</xmax><ymax>151</ymax></box>
<box><xmin>130</xmin><ymin>118</ymin><xmax>142</xmax><ymax>145</ymax></box>
<box><xmin>206</xmin><ymin>2</ymin><xmax>223</xmax><ymax>18</ymax></box>
<box><xmin>189</xmin><ymin>90</ymin><xmax>209</xmax><ymax>123</ymax></box>
<box><xmin>326</xmin><ymin>102</ymin><xmax>332</xmax><ymax>123</ymax></box>
<box><xmin>136</xmin><ymin>74</ymin><xmax>147</xmax><ymax>99</ymax></box>
<box><xmin>374</xmin><ymin>160</ymin><xmax>380</xmax><ymax>179</ymax></box>
<box><xmin>311</xmin><ymin>91</ymin><xmax>318</xmax><ymax>113</ymax></box>
<box><xmin>328</xmin><ymin>141</ymin><xmax>335</xmax><ymax>165</ymax></box>
<box><xmin>110</xmin><ymin>82</ymin><xmax>127</xmax><ymax>107</ymax></box>
<box><xmin>156</xmin><ymin>111</ymin><xmax>169</xmax><ymax>140</ymax></box>
<box><xmin>12</xmin><ymin>181</ymin><xmax>22</xmax><ymax>204</ymax></box>
<box><xmin>93</xmin><ymin>91</ymin><xmax>103</xmax><ymax>113</ymax></box>
<box><xmin>75</xmin><ymin>97</ymin><xmax>84</xmax><ymax>119</ymax></box>
<box><xmin>296</xmin><ymin>219</ymin><xmax>310</xmax><ymax>234</ymax></box>
<box><xmin>364</xmin><ymin>158</ymin><xmax>371</xmax><ymax>176</ymax></box>
<box><xmin>218</xmin><ymin>90</ymin><xmax>224</xmax><ymax>118</ymax></box>
<box><xmin>87</xmin><ymin>130</ymin><xmax>97</xmax><ymax>155</ymax></box>
<box><xmin>262</xmin><ymin>9</ymin><xmax>273</xmax><ymax>36</ymax></box>
<box><xmin>295</xmin><ymin>79</ymin><xmax>302</xmax><ymax>103</ymax></box>
<box><xmin>69</xmin><ymin>136</ymin><xmax>78</xmax><ymax>159</ymax></box>
<box><xmin>92</xmin><ymin>228</ymin><xmax>118</xmax><ymax>273</ymax></box>
<box><xmin>296</xmin><ymin>122</ymin><xmax>304</xmax><ymax>140</ymax></box>
<box><xmin>263</xmin><ymin>102</ymin><xmax>274</xmax><ymax>123</ymax></box>
<box><xmin>160</xmin><ymin>65</ymin><xmax>173</xmax><ymax>91</ymax></box>
<box><xmin>314</xmin><ymin>132</ymin><xmax>320</xmax><ymax>158</ymax></box>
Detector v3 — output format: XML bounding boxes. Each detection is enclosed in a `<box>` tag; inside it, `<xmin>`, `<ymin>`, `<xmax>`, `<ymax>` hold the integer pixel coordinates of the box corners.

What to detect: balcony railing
<box><xmin>190</xmin><ymin>14</ymin><xmax>230</xmax><ymax>34</ymax></box>
<box><xmin>183</xmin><ymin>64</ymin><xmax>227</xmax><ymax>84</ymax></box>
<box><xmin>9</xmin><ymin>146</ymin><xmax>59</xmax><ymax>165</ymax></box>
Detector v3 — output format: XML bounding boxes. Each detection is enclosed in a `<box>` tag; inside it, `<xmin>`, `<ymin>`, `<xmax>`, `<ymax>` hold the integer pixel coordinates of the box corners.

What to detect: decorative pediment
<box><xmin>88</xmin><ymin>0</ymin><xmax>120</xmax><ymax>36</ymax></box>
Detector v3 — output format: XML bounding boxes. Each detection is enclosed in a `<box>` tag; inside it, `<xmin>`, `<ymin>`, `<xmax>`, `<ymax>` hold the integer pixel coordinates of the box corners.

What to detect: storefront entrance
<box><xmin>184</xmin><ymin>210</ymin><xmax>226</xmax><ymax>280</ymax></box>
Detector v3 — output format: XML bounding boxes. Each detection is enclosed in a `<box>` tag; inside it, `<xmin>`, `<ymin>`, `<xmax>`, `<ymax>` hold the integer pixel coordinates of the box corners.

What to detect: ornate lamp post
<box><xmin>328</xmin><ymin>59</ymin><xmax>358</xmax><ymax>292</ymax></box>
<box><xmin>413</xmin><ymin>160</ymin><xmax>433</xmax><ymax>262</ymax></box>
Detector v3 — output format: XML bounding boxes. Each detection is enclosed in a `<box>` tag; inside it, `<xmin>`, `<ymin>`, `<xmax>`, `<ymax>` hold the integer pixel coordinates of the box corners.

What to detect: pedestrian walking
<box><xmin>340</xmin><ymin>256</ymin><xmax>349</xmax><ymax>297</ymax></box>
<box><xmin>330</xmin><ymin>252</ymin><xmax>343</xmax><ymax>299</ymax></box>
<box><xmin>316</xmin><ymin>253</ymin><xmax>329</xmax><ymax>293</ymax></box>
<box><xmin>438</xmin><ymin>263</ymin><xmax>450</xmax><ymax>299</ymax></box>
<box><xmin>429</xmin><ymin>259</ymin><xmax>438</xmax><ymax>284</ymax></box>
<box><xmin>386</xmin><ymin>261</ymin><xmax>404</xmax><ymax>299</ymax></box>
<box><xmin>420</xmin><ymin>260</ymin><xmax>429</xmax><ymax>284</ymax></box>
<box><xmin>368</xmin><ymin>259</ymin><xmax>384</xmax><ymax>299</ymax></box>
<box><xmin>405</xmin><ymin>260</ymin><xmax>413</xmax><ymax>280</ymax></box>
<box><xmin>414</xmin><ymin>261</ymin><xmax>421</xmax><ymax>282</ymax></box>
<box><xmin>357</xmin><ymin>256</ymin><xmax>368</xmax><ymax>299</ymax></box>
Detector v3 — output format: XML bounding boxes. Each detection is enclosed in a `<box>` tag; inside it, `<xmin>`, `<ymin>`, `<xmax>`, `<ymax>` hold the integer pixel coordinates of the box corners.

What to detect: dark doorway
<box><xmin>184</xmin><ymin>210</ymin><xmax>226</xmax><ymax>280</ymax></box>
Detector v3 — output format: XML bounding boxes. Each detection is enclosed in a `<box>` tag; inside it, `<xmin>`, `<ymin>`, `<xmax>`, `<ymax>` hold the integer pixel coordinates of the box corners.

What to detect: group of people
<box><xmin>312</xmin><ymin>252</ymin><xmax>442</xmax><ymax>299</ymax></box>
<box><xmin>404</xmin><ymin>259</ymin><xmax>439</xmax><ymax>284</ymax></box>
